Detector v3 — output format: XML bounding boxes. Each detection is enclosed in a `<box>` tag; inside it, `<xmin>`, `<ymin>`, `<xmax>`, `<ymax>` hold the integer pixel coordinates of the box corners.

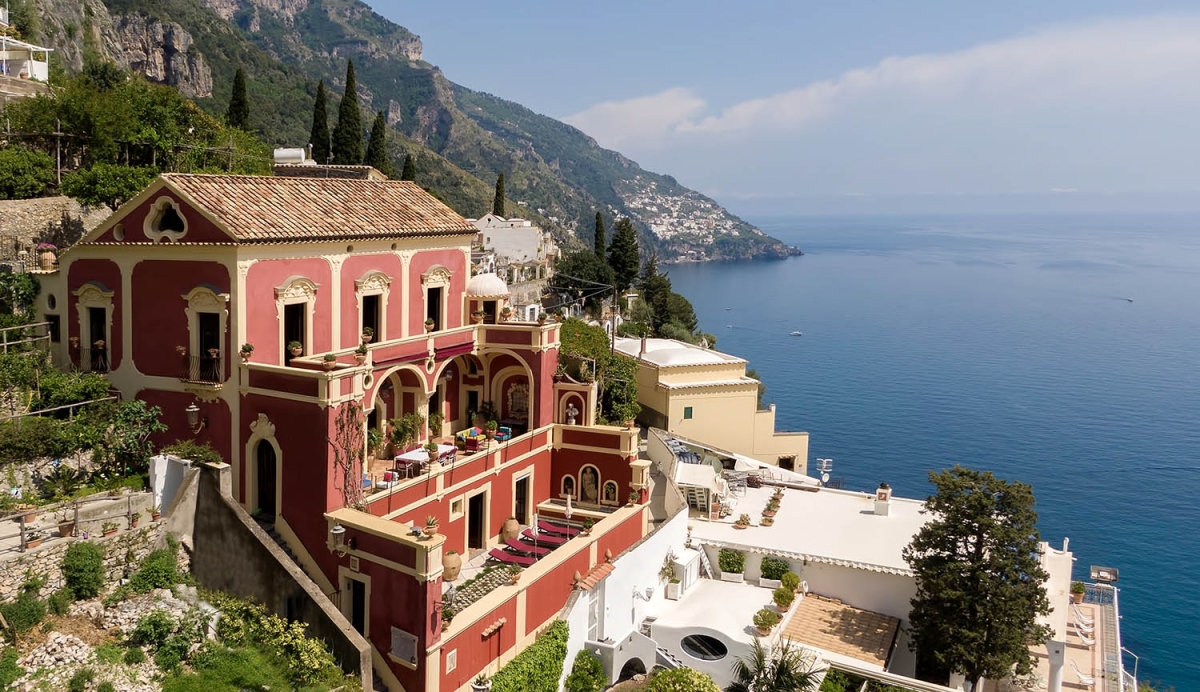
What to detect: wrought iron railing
<box><xmin>1083</xmin><ymin>582</ymin><xmax>1136</xmax><ymax>692</ymax></box>
<box><xmin>182</xmin><ymin>354</ymin><xmax>223</xmax><ymax>384</ymax></box>
<box><xmin>77</xmin><ymin>347</ymin><xmax>108</xmax><ymax>373</ymax></box>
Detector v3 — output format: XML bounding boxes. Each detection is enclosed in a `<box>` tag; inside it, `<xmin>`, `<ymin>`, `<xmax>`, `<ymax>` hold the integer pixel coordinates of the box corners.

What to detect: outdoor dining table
<box><xmin>394</xmin><ymin>444</ymin><xmax>456</xmax><ymax>477</ymax></box>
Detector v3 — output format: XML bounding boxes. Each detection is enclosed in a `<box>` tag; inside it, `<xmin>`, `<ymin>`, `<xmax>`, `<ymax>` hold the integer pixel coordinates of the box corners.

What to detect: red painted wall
<box><xmin>244</xmin><ymin>258</ymin><xmax>333</xmax><ymax>365</ymax></box>
<box><xmin>137</xmin><ymin>389</ymin><xmax>232</xmax><ymax>463</ymax></box>
<box><xmin>439</xmin><ymin>597</ymin><xmax>520</xmax><ymax>692</ymax></box>
<box><xmin>552</xmin><ymin>446</ymin><xmax>634</xmax><ymax>509</ymax></box>
<box><xmin>340</xmin><ymin>254</ymin><xmax>405</xmax><ymax>345</ymax></box>
<box><xmin>91</xmin><ymin>188</ymin><xmax>232</xmax><ymax>244</ymax></box>
<box><xmin>130</xmin><ymin>260</ymin><xmax>232</xmax><ymax>379</ymax></box>
<box><xmin>408</xmin><ymin>249</ymin><xmax>467</xmax><ymax>333</ymax></box>
<box><xmin>66</xmin><ymin>259</ymin><xmax>123</xmax><ymax>371</ymax></box>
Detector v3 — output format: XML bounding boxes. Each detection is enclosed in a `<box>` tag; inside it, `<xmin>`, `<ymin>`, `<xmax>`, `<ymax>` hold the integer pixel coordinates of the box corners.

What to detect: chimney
<box><xmin>307</xmin><ymin>143</ymin><xmax>314</xmax><ymax>163</ymax></box>
<box><xmin>639</xmin><ymin>335</ymin><xmax>647</xmax><ymax>358</ymax></box>
<box><xmin>874</xmin><ymin>482</ymin><xmax>892</xmax><ymax>516</ymax></box>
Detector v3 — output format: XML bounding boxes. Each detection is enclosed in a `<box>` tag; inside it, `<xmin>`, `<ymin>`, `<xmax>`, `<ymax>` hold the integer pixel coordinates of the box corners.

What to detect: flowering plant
<box><xmin>35</xmin><ymin>243</ymin><xmax>57</xmax><ymax>251</ymax></box>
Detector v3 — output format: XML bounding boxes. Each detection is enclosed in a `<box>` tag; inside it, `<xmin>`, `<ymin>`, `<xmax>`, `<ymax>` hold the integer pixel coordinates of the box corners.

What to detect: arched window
<box><xmin>561</xmin><ymin>475</ymin><xmax>575</xmax><ymax>499</ymax></box>
<box><xmin>602</xmin><ymin>481</ymin><xmax>619</xmax><ymax>506</ymax></box>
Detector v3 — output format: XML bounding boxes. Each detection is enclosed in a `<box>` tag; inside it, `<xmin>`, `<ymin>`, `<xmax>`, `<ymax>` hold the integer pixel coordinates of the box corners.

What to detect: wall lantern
<box><xmin>330</xmin><ymin>522</ymin><xmax>347</xmax><ymax>556</ymax></box>
<box><xmin>185</xmin><ymin>403</ymin><xmax>207</xmax><ymax>434</ymax></box>
<box><xmin>443</xmin><ymin>366</ymin><xmax>454</xmax><ymax>381</ymax></box>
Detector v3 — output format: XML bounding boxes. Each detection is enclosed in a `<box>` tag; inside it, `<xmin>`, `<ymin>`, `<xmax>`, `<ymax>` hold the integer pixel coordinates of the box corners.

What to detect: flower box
<box><xmin>759</xmin><ymin>577</ymin><xmax>782</xmax><ymax>590</ymax></box>
<box><xmin>666</xmin><ymin>581</ymin><xmax>681</xmax><ymax>600</ymax></box>
<box><xmin>720</xmin><ymin>572</ymin><xmax>744</xmax><ymax>584</ymax></box>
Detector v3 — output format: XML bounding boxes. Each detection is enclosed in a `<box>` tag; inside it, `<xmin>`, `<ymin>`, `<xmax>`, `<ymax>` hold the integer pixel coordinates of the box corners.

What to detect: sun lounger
<box><xmin>1069</xmin><ymin>660</ymin><xmax>1095</xmax><ymax>688</ymax></box>
<box><xmin>488</xmin><ymin>548</ymin><xmax>536</xmax><ymax>567</ymax></box>
<box><xmin>1073</xmin><ymin>613</ymin><xmax>1095</xmax><ymax>634</ymax></box>
<box><xmin>1072</xmin><ymin>603</ymin><xmax>1095</xmax><ymax>625</ymax></box>
<box><xmin>537</xmin><ymin>520</ymin><xmax>579</xmax><ymax>536</ymax></box>
<box><xmin>1076</xmin><ymin>629</ymin><xmax>1095</xmax><ymax>647</ymax></box>
<box><xmin>522</xmin><ymin>528</ymin><xmax>566</xmax><ymax>546</ymax></box>
<box><xmin>505</xmin><ymin>538</ymin><xmax>551</xmax><ymax>556</ymax></box>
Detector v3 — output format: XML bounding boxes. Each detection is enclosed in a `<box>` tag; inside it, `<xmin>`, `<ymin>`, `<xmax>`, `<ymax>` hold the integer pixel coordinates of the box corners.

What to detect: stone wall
<box><xmin>0</xmin><ymin>521</ymin><xmax>167</xmax><ymax>602</ymax></box>
<box><xmin>0</xmin><ymin>197</ymin><xmax>111</xmax><ymax>260</ymax></box>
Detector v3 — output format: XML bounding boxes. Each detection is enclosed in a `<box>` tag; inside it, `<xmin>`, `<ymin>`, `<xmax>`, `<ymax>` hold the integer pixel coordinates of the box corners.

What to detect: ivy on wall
<box><xmin>490</xmin><ymin>620</ymin><xmax>568</xmax><ymax>692</ymax></box>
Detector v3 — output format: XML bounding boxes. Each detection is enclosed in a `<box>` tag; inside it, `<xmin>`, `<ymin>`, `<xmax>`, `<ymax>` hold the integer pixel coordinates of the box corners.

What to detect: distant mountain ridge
<box><xmin>30</xmin><ymin>0</ymin><xmax>798</xmax><ymax>260</ymax></box>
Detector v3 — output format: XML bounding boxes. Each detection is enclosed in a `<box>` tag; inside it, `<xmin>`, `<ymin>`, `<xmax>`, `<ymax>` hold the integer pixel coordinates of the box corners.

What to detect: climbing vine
<box><xmin>328</xmin><ymin>401</ymin><xmax>365</xmax><ymax>509</ymax></box>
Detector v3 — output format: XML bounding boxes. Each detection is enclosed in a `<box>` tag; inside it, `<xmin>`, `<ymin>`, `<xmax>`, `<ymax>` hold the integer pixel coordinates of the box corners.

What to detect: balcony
<box><xmin>77</xmin><ymin>347</ymin><xmax>108</xmax><ymax>373</ymax></box>
<box><xmin>182</xmin><ymin>354</ymin><xmax>223</xmax><ymax>386</ymax></box>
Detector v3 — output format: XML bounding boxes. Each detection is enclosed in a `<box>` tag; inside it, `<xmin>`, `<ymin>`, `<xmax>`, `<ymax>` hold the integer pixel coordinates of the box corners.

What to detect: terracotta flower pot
<box><xmin>151</xmin><ymin>512</ymin><xmax>161</xmax><ymax>521</ymax></box>
<box><xmin>734</xmin><ymin>523</ymin><xmax>748</xmax><ymax>530</ymax></box>
<box><xmin>501</xmin><ymin>518</ymin><xmax>520</xmax><ymax>541</ymax></box>
<box><xmin>424</xmin><ymin>525</ymin><xmax>439</xmax><ymax>537</ymax></box>
<box><xmin>130</xmin><ymin>519</ymin><xmax>139</xmax><ymax>528</ymax></box>
<box><xmin>1071</xmin><ymin>592</ymin><xmax>1084</xmax><ymax>604</ymax></box>
<box><xmin>290</xmin><ymin>347</ymin><xmax>303</xmax><ymax>357</ymax></box>
<box><xmin>443</xmin><ymin>552</ymin><xmax>462</xmax><ymax>582</ymax></box>
<box><xmin>756</xmin><ymin>627</ymin><xmax>772</xmax><ymax>637</ymax></box>
<box><xmin>58</xmin><ymin>522</ymin><xmax>74</xmax><ymax>537</ymax></box>
<box><xmin>354</xmin><ymin>353</ymin><xmax>367</xmax><ymax>365</ymax></box>
<box><xmin>25</xmin><ymin>538</ymin><xmax>42</xmax><ymax>549</ymax></box>
<box><xmin>323</xmin><ymin>361</ymin><xmax>336</xmax><ymax>371</ymax></box>
<box><xmin>102</xmin><ymin>529</ymin><xmax>117</xmax><ymax>537</ymax></box>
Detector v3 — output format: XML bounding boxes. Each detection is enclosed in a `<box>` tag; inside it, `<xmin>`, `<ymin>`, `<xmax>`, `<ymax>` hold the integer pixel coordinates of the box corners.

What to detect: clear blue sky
<box><xmin>370</xmin><ymin>1</ymin><xmax>1200</xmax><ymax>213</ymax></box>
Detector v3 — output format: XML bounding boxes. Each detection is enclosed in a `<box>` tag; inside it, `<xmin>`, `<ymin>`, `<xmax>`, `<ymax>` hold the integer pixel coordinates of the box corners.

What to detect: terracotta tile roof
<box><xmin>577</xmin><ymin>562</ymin><xmax>614</xmax><ymax>591</ymax></box>
<box><xmin>782</xmin><ymin>594</ymin><xmax>900</xmax><ymax>666</ymax></box>
<box><xmin>161</xmin><ymin>174</ymin><xmax>476</xmax><ymax>242</ymax></box>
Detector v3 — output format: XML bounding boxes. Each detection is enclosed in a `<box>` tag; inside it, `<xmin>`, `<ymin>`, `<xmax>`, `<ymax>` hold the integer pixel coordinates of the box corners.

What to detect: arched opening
<box><xmin>485</xmin><ymin>352</ymin><xmax>535</xmax><ymax>435</ymax></box>
<box><xmin>618</xmin><ymin>658</ymin><xmax>647</xmax><ymax>681</ymax></box>
<box><xmin>256</xmin><ymin>440</ymin><xmax>277</xmax><ymax>519</ymax></box>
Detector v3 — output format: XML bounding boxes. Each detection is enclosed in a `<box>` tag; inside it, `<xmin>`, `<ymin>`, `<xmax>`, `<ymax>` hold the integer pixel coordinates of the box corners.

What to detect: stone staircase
<box><xmin>256</xmin><ymin>519</ymin><xmax>311</xmax><ymax>579</ymax></box>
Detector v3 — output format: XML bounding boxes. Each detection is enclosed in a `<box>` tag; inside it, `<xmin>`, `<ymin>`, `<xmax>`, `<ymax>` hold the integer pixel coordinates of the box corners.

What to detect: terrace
<box><xmin>782</xmin><ymin>595</ymin><xmax>900</xmax><ymax>669</ymax></box>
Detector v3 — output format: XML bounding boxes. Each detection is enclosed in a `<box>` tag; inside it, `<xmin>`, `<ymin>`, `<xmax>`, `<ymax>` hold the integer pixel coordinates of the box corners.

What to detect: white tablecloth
<box><xmin>395</xmin><ymin>444</ymin><xmax>456</xmax><ymax>463</ymax></box>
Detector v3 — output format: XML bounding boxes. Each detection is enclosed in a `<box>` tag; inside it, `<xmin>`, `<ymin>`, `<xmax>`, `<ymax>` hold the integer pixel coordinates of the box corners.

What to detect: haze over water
<box><xmin>668</xmin><ymin>213</ymin><xmax>1200</xmax><ymax>690</ymax></box>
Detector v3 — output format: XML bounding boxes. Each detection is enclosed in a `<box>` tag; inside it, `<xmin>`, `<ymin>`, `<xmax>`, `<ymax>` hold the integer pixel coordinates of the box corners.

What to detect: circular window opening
<box><xmin>113</xmin><ymin>224</ymin><xmax>125</xmax><ymax>241</ymax></box>
<box><xmin>346</xmin><ymin>245</ymin><xmax>354</xmax><ymax>253</ymax></box>
<box><xmin>46</xmin><ymin>294</ymin><xmax>56</xmax><ymax>310</ymax></box>
<box><xmin>680</xmin><ymin>634</ymin><xmax>727</xmax><ymax>661</ymax></box>
<box><xmin>390</xmin><ymin>242</ymin><xmax>398</xmax><ymax>251</ymax></box>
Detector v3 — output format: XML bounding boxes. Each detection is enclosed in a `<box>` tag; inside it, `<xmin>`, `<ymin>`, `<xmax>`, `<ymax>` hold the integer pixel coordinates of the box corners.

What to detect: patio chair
<box><xmin>505</xmin><ymin>538</ymin><xmax>551</xmax><ymax>556</ymax></box>
<box><xmin>464</xmin><ymin>437</ymin><xmax>482</xmax><ymax>452</ymax></box>
<box><xmin>1069</xmin><ymin>660</ymin><xmax>1095</xmax><ymax>688</ymax></box>
<box><xmin>1076</xmin><ymin>629</ymin><xmax>1095</xmax><ymax>648</ymax></box>
<box><xmin>521</xmin><ymin>528</ymin><xmax>567</xmax><ymax>546</ymax></box>
<box><xmin>495</xmin><ymin>426</ymin><xmax>512</xmax><ymax>442</ymax></box>
<box><xmin>487</xmin><ymin>548</ymin><xmax>536</xmax><ymax>568</ymax></box>
<box><xmin>1072</xmin><ymin>603</ymin><xmax>1095</xmax><ymax>625</ymax></box>
<box><xmin>537</xmin><ymin>519</ymin><xmax>580</xmax><ymax>536</ymax></box>
<box><xmin>1072</xmin><ymin>613</ymin><xmax>1095</xmax><ymax>634</ymax></box>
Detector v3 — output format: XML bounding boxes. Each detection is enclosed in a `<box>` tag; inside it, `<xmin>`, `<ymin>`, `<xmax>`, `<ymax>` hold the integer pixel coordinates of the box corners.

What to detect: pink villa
<box><xmin>35</xmin><ymin>173</ymin><xmax>653</xmax><ymax>692</ymax></box>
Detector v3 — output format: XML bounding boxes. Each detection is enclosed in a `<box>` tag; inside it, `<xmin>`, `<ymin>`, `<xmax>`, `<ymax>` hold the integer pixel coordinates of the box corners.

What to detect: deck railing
<box><xmin>77</xmin><ymin>347</ymin><xmax>108</xmax><ymax>373</ymax></box>
<box><xmin>1083</xmin><ymin>582</ymin><xmax>1135</xmax><ymax>692</ymax></box>
<box><xmin>182</xmin><ymin>354</ymin><xmax>223</xmax><ymax>384</ymax></box>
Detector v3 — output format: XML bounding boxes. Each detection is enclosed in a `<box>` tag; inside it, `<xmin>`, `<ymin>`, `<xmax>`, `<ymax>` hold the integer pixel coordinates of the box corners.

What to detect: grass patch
<box><xmin>123</xmin><ymin>645</ymin><xmax>146</xmax><ymax>665</ymax></box>
<box><xmin>162</xmin><ymin>644</ymin><xmax>342</xmax><ymax>692</ymax></box>
<box><xmin>93</xmin><ymin>642</ymin><xmax>123</xmax><ymax>665</ymax></box>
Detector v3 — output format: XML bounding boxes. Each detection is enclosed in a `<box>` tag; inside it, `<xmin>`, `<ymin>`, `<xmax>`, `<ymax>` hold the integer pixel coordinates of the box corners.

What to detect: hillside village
<box><xmin>0</xmin><ymin>5</ymin><xmax>1138</xmax><ymax>692</ymax></box>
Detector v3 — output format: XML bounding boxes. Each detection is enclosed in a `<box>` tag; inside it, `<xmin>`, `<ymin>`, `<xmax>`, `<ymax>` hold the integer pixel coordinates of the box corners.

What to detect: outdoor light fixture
<box><xmin>443</xmin><ymin>366</ymin><xmax>453</xmax><ymax>381</ymax></box>
<box><xmin>330</xmin><ymin>522</ymin><xmax>347</xmax><ymax>556</ymax></box>
<box><xmin>633</xmin><ymin>586</ymin><xmax>654</xmax><ymax>601</ymax></box>
<box><xmin>185</xmin><ymin>402</ymin><xmax>207</xmax><ymax>434</ymax></box>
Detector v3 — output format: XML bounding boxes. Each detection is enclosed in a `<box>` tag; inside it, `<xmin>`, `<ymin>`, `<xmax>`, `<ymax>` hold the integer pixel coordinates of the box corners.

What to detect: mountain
<box><xmin>28</xmin><ymin>0</ymin><xmax>799</xmax><ymax>261</ymax></box>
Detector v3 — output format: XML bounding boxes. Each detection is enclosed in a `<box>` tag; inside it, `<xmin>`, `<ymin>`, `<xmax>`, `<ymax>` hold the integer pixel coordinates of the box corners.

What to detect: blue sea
<box><xmin>667</xmin><ymin>214</ymin><xmax>1200</xmax><ymax>690</ymax></box>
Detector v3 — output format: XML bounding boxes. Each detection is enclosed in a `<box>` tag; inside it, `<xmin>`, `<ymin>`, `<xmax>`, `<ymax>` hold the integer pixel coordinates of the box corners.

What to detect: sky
<box><xmin>370</xmin><ymin>1</ymin><xmax>1200</xmax><ymax>214</ymax></box>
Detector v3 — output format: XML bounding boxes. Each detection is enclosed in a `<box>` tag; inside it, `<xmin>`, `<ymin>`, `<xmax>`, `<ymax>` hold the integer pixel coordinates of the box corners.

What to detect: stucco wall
<box><xmin>799</xmin><ymin>562</ymin><xmax>916</xmax><ymax>621</ymax></box>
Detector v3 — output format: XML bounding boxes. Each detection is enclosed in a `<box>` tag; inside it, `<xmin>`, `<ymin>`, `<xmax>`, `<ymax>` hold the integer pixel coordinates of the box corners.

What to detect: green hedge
<box><xmin>491</xmin><ymin>620</ymin><xmax>568</xmax><ymax>692</ymax></box>
<box><xmin>563</xmin><ymin>649</ymin><xmax>606</xmax><ymax>692</ymax></box>
<box><xmin>646</xmin><ymin>667</ymin><xmax>720</xmax><ymax>692</ymax></box>
<box><xmin>718</xmin><ymin>548</ymin><xmax>745</xmax><ymax>574</ymax></box>
<box><xmin>760</xmin><ymin>556</ymin><xmax>789</xmax><ymax>581</ymax></box>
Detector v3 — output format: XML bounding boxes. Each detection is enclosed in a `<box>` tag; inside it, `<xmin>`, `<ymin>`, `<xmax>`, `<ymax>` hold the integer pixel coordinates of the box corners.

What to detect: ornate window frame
<box><xmin>73</xmin><ymin>282</ymin><xmax>114</xmax><ymax>350</ymax></box>
<box><xmin>244</xmin><ymin>413</ymin><xmax>283</xmax><ymax>517</ymax></box>
<box><xmin>182</xmin><ymin>285</ymin><xmax>229</xmax><ymax>363</ymax></box>
<box><xmin>421</xmin><ymin>265</ymin><xmax>452</xmax><ymax>332</ymax></box>
<box><xmin>143</xmin><ymin>196</ymin><xmax>189</xmax><ymax>243</ymax></box>
<box><xmin>355</xmin><ymin>270</ymin><xmax>391</xmax><ymax>340</ymax></box>
<box><xmin>274</xmin><ymin>276</ymin><xmax>318</xmax><ymax>358</ymax></box>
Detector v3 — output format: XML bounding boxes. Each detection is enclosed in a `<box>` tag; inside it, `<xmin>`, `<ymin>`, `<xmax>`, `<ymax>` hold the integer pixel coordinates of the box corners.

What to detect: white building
<box><xmin>469</xmin><ymin>214</ymin><xmax>559</xmax><ymax>320</ymax></box>
<box><xmin>0</xmin><ymin>33</ymin><xmax>52</xmax><ymax>82</ymax></box>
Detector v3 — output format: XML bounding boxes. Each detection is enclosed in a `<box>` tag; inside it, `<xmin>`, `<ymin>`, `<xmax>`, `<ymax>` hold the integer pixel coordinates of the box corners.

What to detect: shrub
<box><xmin>130</xmin><ymin>610</ymin><xmax>175</xmax><ymax>649</ymax></box>
<box><xmin>47</xmin><ymin>587</ymin><xmax>74</xmax><ymax>615</ymax></box>
<box><xmin>155</xmin><ymin>633</ymin><xmax>192</xmax><ymax>670</ymax></box>
<box><xmin>0</xmin><ymin>647</ymin><xmax>22</xmax><ymax>688</ymax></box>
<box><xmin>130</xmin><ymin>547</ymin><xmax>179</xmax><ymax>593</ymax></box>
<box><xmin>0</xmin><ymin>146</ymin><xmax>55</xmax><ymax>200</ymax></box>
<box><xmin>208</xmin><ymin>594</ymin><xmax>343</xmax><ymax>687</ymax></box>
<box><xmin>97</xmin><ymin>683</ymin><xmax>116</xmax><ymax>692</ymax></box>
<box><xmin>491</xmin><ymin>620</ymin><xmax>568</xmax><ymax>692</ymax></box>
<box><xmin>760</xmin><ymin>556</ymin><xmax>789</xmax><ymax>581</ymax></box>
<box><xmin>718</xmin><ymin>548</ymin><xmax>745</xmax><ymax>574</ymax></box>
<box><xmin>67</xmin><ymin>667</ymin><xmax>94</xmax><ymax>692</ymax></box>
<box><xmin>160</xmin><ymin>439</ymin><xmax>223</xmax><ymax>465</ymax></box>
<box><xmin>62</xmin><ymin>541</ymin><xmax>105</xmax><ymax>598</ymax></box>
<box><xmin>564</xmin><ymin>649</ymin><xmax>606</xmax><ymax>692</ymax></box>
<box><xmin>646</xmin><ymin>667</ymin><xmax>721</xmax><ymax>692</ymax></box>
<box><xmin>0</xmin><ymin>590</ymin><xmax>46</xmax><ymax>635</ymax></box>
<box><xmin>122</xmin><ymin>646</ymin><xmax>145</xmax><ymax>665</ymax></box>
<box><xmin>774</xmin><ymin>586</ymin><xmax>795</xmax><ymax>609</ymax></box>
<box><xmin>781</xmin><ymin>571</ymin><xmax>801</xmax><ymax>592</ymax></box>
<box><xmin>753</xmin><ymin>608</ymin><xmax>781</xmax><ymax>629</ymax></box>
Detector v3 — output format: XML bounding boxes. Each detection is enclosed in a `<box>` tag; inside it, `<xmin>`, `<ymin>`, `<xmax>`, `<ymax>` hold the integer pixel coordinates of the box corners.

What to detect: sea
<box><xmin>667</xmin><ymin>213</ymin><xmax>1200</xmax><ymax>690</ymax></box>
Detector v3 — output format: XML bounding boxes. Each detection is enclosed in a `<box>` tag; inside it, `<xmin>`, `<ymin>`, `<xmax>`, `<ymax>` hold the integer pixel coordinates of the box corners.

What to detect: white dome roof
<box><xmin>466</xmin><ymin>272</ymin><xmax>510</xmax><ymax>298</ymax></box>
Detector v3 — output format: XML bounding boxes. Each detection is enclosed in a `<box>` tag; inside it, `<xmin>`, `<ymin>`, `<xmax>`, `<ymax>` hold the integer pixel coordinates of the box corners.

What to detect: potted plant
<box><xmin>423</xmin><ymin>515</ymin><xmax>439</xmax><ymax>537</ymax></box>
<box><xmin>361</xmin><ymin>327</ymin><xmax>374</xmax><ymax>343</ymax></box>
<box><xmin>553</xmin><ymin>364</ymin><xmax>566</xmax><ymax>383</ymax></box>
<box><xmin>354</xmin><ymin>344</ymin><xmax>368</xmax><ymax>365</ymax></box>
<box><xmin>424</xmin><ymin>442</ymin><xmax>440</xmax><ymax>464</ymax></box>
<box><xmin>443</xmin><ymin>549</ymin><xmax>462</xmax><ymax>582</ymax></box>
<box><xmin>753</xmin><ymin>608</ymin><xmax>780</xmax><ymax>636</ymax></box>
<box><xmin>24</xmin><ymin>530</ymin><xmax>44</xmax><ymax>549</ymax></box>
<box><xmin>734</xmin><ymin>513</ymin><xmax>751</xmax><ymax>529</ymax></box>
<box><xmin>429</xmin><ymin>412</ymin><xmax>445</xmax><ymax>437</ymax></box>
<box><xmin>36</xmin><ymin>242</ymin><xmax>56</xmax><ymax>270</ymax></box>
<box><xmin>773</xmin><ymin>487</ymin><xmax>785</xmax><ymax>500</ymax></box>
<box><xmin>130</xmin><ymin>511</ymin><xmax>141</xmax><ymax>528</ymax></box>
<box><xmin>207</xmin><ymin>347</ymin><xmax>220</xmax><ymax>360</ymax></box>
<box><xmin>93</xmin><ymin>339</ymin><xmax>105</xmax><ymax>350</ymax></box>
<box><xmin>760</xmin><ymin>516</ymin><xmax>775</xmax><ymax>527</ymax></box>
<box><xmin>57</xmin><ymin>512</ymin><xmax>75</xmax><ymax>537</ymax></box>
<box><xmin>472</xmin><ymin>310</ymin><xmax>485</xmax><ymax>325</ymax></box>
<box><xmin>537</xmin><ymin>312</ymin><xmax>547</xmax><ymax>325</ymax></box>
<box><xmin>70</xmin><ymin>336</ymin><xmax>80</xmax><ymax>349</ymax></box>
<box><xmin>288</xmin><ymin>341</ymin><xmax>303</xmax><ymax>357</ymax></box>
<box><xmin>101</xmin><ymin>521</ymin><xmax>118</xmax><ymax>537</ymax></box>
<box><xmin>760</xmin><ymin>557</ymin><xmax>788</xmax><ymax>589</ymax></box>
<box><xmin>322</xmin><ymin>353</ymin><xmax>338</xmax><ymax>371</ymax></box>
<box><xmin>391</xmin><ymin>412</ymin><xmax>426</xmax><ymax>452</ymax></box>
<box><xmin>628</xmin><ymin>490</ymin><xmax>640</xmax><ymax>506</ymax></box>
<box><xmin>499</xmin><ymin>307</ymin><xmax>512</xmax><ymax>323</ymax></box>
<box><xmin>175</xmin><ymin>345</ymin><xmax>187</xmax><ymax>357</ymax></box>
<box><xmin>507</xmin><ymin>564</ymin><xmax>521</xmax><ymax>585</ymax></box>
<box><xmin>13</xmin><ymin>504</ymin><xmax>38</xmax><ymax>523</ymax></box>
<box><xmin>239</xmin><ymin>343</ymin><xmax>254</xmax><ymax>362</ymax></box>
<box><xmin>666</xmin><ymin>577</ymin><xmax>682</xmax><ymax>600</ymax></box>
<box><xmin>773</xmin><ymin>585</ymin><xmax>795</xmax><ymax>612</ymax></box>
<box><xmin>582</xmin><ymin>518</ymin><xmax>594</xmax><ymax>536</ymax></box>
<box><xmin>471</xmin><ymin>673</ymin><xmax>491</xmax><ymax>692</ymax></box>
<box><xmin>424</xmin><ymin>318</ymin><xmax>435</xmax><ymax>333</ymax></box>
<box><xmin>484</xmin><ymin>420</ymin><xmax>498</xmax><ymax>440</ymax></box>
<box><xmin>718</xmin><ymin>548</ymin><xmax>745</xmax><ymax>583</ymax></box>
<box><xmin>151</xmin><ymin>505</ymin><xmax>162</xmax><ymax>521</ymax></box>
<box><xmin>782</xmin><ymin>571</ymin><xmax>801</xmax><ymax>594</ymax></box>
<box><xmin>1071</xmin><ymin>581</ymin><xmax>1086</xmax><ymax>604</ymax></box>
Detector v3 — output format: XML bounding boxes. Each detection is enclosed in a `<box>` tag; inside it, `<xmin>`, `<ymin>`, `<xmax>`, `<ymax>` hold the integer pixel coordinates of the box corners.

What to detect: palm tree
<box><xmin>727</xmin><ymin>639</ymin><xmax>820</xmax><ymax>692</ymax></box>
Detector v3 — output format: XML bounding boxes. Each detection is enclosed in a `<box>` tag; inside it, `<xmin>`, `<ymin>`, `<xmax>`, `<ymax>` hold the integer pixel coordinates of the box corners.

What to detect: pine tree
<box><xmin>492</xmin><ymin>173</ymin><xmax>506</xmax><ymax>216</ymax></box>
<box><xmin>310</xmin><ymin>80</ymin><xmax>331</xmax><ymax>164</ymax></box>
<box><xmin>903</xmin><ymin>466</ymin><xmax>1052</xmax><ymax>687</ymax></box>
<box><xmin>363</xmin><ymin>111</ymin><xmax>396</xmax><ymax>177</ymax></box>
<box><xmin>400</xmin><ymin>153</ymin><xmax>416</xmax><ymax>181</ymax></box>
<box><xmin>226</xmin><ymin>67</ymin><xmax>250</xmax><ymax>130</ymax></box>
<box><xmin>593</xmin><ymin>212</ymin><xmax>606</xmax><ymax>257</ymax></box>
<box><xmin>331</xmin><ymin>60</ymin><xmax>363</xmax><ymax>165</ymax></box>
<box><xmin>607</xmin><ymin>217</ymin><xmax>641</xmax><ymax>291</ymax></box>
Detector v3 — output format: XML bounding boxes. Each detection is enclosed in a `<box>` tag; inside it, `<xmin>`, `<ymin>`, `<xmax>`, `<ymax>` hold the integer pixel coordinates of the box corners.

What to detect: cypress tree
<box><xmin>364</xmin><ymin>111</ymin><xmax>396</xmax><ymax>178</ymax></box>
<box><xmin>593</xmin><ymin>212</ymin><xmax>606</xmax><ymax>257</ymax></box>
<box><xmin>331</xmin><ymin>60</ymin><xmax>363</xmax><ymax>165</ymax></box>
<box><xmin>310</xmin><ymin>80</ymin><xmax>331</xmax><ymax>164</ymax></box>
<box><xmin>226</xmin><ymin>67</ymin><xmax>250</xmax><ymax>130</ymax></box>
<box><xmin>492</xmin><ymin>173</ymin><xmax>506</xmax><ymax>216</ymax></box>
<box><xmin>607</xmin><ymin>217</ymin><xmax>641</xmax><ymax>291</ymax></box>
<box><xmin>400</xmin><ymin>153</ymin><xmax>416</xmax><ymax>181</ymax></box>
